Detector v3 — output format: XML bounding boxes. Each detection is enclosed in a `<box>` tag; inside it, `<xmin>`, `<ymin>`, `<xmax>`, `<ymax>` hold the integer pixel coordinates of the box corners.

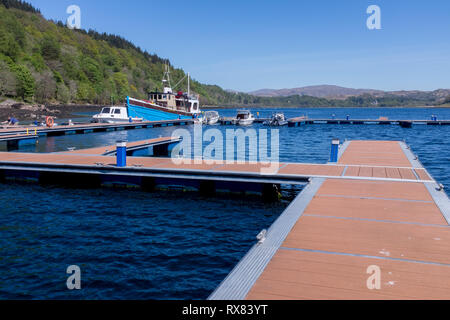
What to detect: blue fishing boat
<box><xmin>127</xmin><ymin>65</ymin><xmax>201</xmax><ymax>121</ymax></box>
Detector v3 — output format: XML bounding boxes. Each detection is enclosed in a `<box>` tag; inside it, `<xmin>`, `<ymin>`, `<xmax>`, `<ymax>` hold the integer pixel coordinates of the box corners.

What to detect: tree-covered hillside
<box><xmin>0</xmin><ymin>0</ymin><xmax>447</xmax><ymax>108</ymax></box>
<box><xmin>0</xmin><ymin>0</ymin><xmax>253</xmax><ymax>106</ymax></box>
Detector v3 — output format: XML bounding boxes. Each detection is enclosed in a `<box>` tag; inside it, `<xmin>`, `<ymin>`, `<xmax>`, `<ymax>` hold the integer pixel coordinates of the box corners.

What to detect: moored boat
<box><xmin>236</xmin><ymin>109</ymin><xmax>255</xmax><ymax>126</ymax></box>
<box><xmin>263</xmin><ymin>112</ymin><xmax>288</xmax><ymax>126</ymax></box>
<box><xmin>92</xmin><ymin>106</ymin><xmax>143</xmax><ymax>123</ymax></box>
<box><xmin>203</xmin><ymin>111</ymin><xmax>220</xmax><ymax>125</ymax></box>
<box><xmin>126</xmin><ymin>65</ymin><xmax>201</xmax><ymax>122</ymax></box>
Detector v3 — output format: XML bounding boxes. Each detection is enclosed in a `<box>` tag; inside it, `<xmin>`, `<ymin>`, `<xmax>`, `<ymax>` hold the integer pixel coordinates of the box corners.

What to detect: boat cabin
<box><xmin>148</xmin><ymin>91</ymin><xmax>200</xmax><ymax>114</ymax></box>
<box><xmin>99</xmin><ymin>107</ymin><xmax>128</xmax><ymax>119</ymax></box>
<box><xmin>236</xmin><ymin>110</ymin><xmax>252</xmax><ymax>120</ymax></box>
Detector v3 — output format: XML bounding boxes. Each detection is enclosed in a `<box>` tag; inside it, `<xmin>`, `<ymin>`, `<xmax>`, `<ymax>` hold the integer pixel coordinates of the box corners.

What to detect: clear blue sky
<box><xmin>28</xmin><ymin>0</ymin><xmax>450</xmax><ymax>92</ymax></box>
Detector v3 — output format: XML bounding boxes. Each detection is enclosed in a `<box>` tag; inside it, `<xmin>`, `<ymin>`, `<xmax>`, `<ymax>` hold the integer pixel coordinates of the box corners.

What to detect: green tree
<box><xmin>0</xmin><ymin>60</ymin><xmax>17</xmax><ymax>96</ymax></box>
<box><xmin>12</xmin><ymin>64</ymin><xmax>35</xmax><ymax>101</ymax></box>
<box><xmin>41</xmin><ymin>35</ymin><xmax>60</xmax><ymax>60</ymax></box>
<box><xmin>113</xmin><ymin>72</ymin><xmax>129</xmax><ymax>99</ymax></box>
<box><xmin>0</xmin><ymin>29</ymin><xmax>20</xmax><ymax>61</ymax></box>
<box><xmin>56</xmin><ymin>83</ymin><xmax>70</xmax><ymax>103</ymax></box>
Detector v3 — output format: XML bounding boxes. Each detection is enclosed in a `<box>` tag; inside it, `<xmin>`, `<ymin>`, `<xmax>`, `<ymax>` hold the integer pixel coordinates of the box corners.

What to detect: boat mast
<box><xmin>162</xmin><ymin>63</ymin><xmax>172</xmax><ymax>94</ymax></box>
<box><xmin>188</xmin><ymin>72</ymin><xmax>190</xmax><ymax>97</ymax></box>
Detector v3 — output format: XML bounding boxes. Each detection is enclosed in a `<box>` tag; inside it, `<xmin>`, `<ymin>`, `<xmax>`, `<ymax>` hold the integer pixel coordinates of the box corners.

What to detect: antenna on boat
<box><xmin>188</xmin><ymin>72</ymin><xmax>190</xmax><ymax>97</ymax></box>
<box><xmin>162</xmin><ymin>63</ymin><xmax>172</xmax><ymax>94</ymax></box>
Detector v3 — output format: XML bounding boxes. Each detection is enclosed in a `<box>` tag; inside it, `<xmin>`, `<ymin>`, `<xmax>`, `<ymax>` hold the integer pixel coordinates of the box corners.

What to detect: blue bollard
<box><xmin>332</xmin><ymin>114</ymin><xmax>336</xmax><ymax>120</ymax></box>
<box><xmin>330</xmin><ymin>139</ymin><xmax>340</xmax><ymax>163</ymax></box>
<box><xmin>116</xmin><ymin>141</ymin><xmax>127</xmax><ymax>167</ymax></box>
<box><xmin>346</xmin><ymin>115</ymin><xmax>350</xmax><ymax>121</ymax></box>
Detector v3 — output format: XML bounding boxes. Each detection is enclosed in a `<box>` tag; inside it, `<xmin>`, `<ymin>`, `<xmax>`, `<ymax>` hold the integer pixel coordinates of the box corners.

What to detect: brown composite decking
<box><xmin>59</xmin><ymin>136</ymin><xmax>180</xmax><ymax>155</ymax></box>
<box><xmin>244</xmin><ymin>140</ymin><xmax>450</xmax><ymax>300</ymax></box>
<box><xmin>0</xmin><ymin>140</ymin><xmax>434</xmax><ymax>182</ymax></box>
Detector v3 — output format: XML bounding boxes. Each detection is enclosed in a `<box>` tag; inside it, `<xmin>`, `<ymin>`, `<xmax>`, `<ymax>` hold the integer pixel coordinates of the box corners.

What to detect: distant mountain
<box><xmin>249</xmin><ymin>85</ymin><xmax>384</xmax><ymax>99</ymax></box>
<box><xmin>249</xmin><ymin>85</ymin><xmax>450</xmax><ymax>103</ymax></box>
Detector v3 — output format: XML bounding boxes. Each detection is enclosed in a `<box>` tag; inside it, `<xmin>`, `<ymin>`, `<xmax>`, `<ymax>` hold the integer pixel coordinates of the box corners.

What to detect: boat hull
<box><xmin>93</xmin><ymin>117</ymin><xmax>138</xmax><ymax>124</ymax></box>
<box><xmin>127</xmin><ymin>97</ymin><xmax>193</xmax><ymax>122</ymax></box>
<box><xmin>206</xmin><ymin>117</ymin><xmax>219</xmax><ymax>125</ymax></box>
<box><xmin>239</xmin><ymin>119</ymin><xmax>255</xmax><ymax>126</ymax></box>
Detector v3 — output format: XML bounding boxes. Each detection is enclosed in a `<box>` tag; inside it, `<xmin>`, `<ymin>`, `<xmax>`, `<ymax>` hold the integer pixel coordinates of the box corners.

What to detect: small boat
<box><xmin>203</xmin><ymin>111</ymin><xmax>220</xmax><ymax>125</ymax></box>
<box><xmin>92</xmin><ymin>106</ymin><xmax>143</xmax><ymax>123</ymax></box>
<box><xmin>263</xmin><ymin>112</ymin><xmax>288</xmax><ymax>126</ymax></box>
<box><xmin>236</xmin><ymin>109</ymin><xmax>255</xmax><ymax>126</ymax></box>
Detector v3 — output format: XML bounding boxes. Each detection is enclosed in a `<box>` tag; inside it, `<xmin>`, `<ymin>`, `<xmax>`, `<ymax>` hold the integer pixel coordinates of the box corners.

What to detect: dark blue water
<box><xmin>0</xmin><ymin>185</ymin><xmax>283</xmax><ymax>299</ymax></box>
<box><xmin>0</xmin><ymin>107</ymin><xmax>449</xmax><ymax>299</ymax></box>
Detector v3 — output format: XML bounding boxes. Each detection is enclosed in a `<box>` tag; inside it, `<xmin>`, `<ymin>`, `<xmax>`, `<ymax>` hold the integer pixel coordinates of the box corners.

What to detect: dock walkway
<box><xmin>0</xmin><ymin>119</ymin><xmax>193</xmax><ymax>137</ymax></box>
<box><xmin>0</xmin><ymin>140</ymin><xmax>434</xmax><ymax>186</ymax></box>
<box><xmin>288</xmin><ymin>117</ymin><xmax>450</xmax><ymax>127</ymax></box>
<box><xmin>210</xmin><ymin>140</ymin><xmax>450</xmax><ymax>300</ymax></box>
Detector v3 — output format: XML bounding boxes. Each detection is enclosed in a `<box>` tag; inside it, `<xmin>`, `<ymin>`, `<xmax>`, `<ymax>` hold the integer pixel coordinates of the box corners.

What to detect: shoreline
<box><xmin>203</xmin><ymin>104</ymin><xmax>450</xmax><ymax>110</ymax></box>
<box><xmin>1</xmin><ymin>99</ymin><xmax>449</xmax><ymax>122</ymax></box>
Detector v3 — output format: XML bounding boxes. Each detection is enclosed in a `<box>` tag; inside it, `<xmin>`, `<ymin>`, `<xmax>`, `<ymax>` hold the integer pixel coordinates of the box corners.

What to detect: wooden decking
<box><xmin>210</xmin><ymin>140</ymin><xmax>450</xmax><ymax>300</ymax></box>
<box><xmin>0</xmin><ymin>140</ymin><xmax>434</xmax><ymax>184</ymax></box>
<box><xmin>59</xmin><ymin>136</ymin><xmax>181</xmax><ymax>156</ymax></box>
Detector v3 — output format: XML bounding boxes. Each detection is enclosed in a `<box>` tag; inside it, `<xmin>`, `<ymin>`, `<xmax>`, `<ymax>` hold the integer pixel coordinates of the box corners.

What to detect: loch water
<box><xmin>0</xmin><ymin>107</ymin><xmax>449</xmax><ymax>299</ymax></box>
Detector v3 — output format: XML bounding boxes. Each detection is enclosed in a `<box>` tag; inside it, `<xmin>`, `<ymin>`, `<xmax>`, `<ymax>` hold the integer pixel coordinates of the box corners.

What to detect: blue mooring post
<box><xmin>330</xmin><ymin>139</ymin><xmax>340</xmax><ymax>163</ymax></box>
<box><xmin>346</xmin><ymin>115</ymin><xmax>350</xmax><ymax>121</ymax></box>
<box><xmin>116</xmin><ymin>141</ymin><xmax>127</xmax><ymax>167</ymax></box>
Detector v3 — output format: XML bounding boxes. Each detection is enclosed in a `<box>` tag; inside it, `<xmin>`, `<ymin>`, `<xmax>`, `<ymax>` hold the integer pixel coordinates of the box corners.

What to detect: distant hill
<box><xmin>249</xmin><ymin>85</ymin><xmax>384</xmax><ymax>99</ymax></box>
<box><xmin>249</xmin><ymin>85</ymin><xmax>450</xmax><ymax>103</ymax></box>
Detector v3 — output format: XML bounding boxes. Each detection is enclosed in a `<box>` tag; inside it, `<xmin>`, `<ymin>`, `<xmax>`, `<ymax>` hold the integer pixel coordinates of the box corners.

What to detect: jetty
<box><xmin>0</xmin><ymin>138</ymin><xmax>435</xmax><ymax>193</ymax></box>
<box><xmin>0</xmin><ymin>133</ymin><xmax>38</xmax><ymax>151</ymax></box>
<box><xmin>219</xmin><ymin>116</ymin><xmax>450</xmax><ymax>127</ymax></box>
<box><xmin>0</xmin><ymin>118</ymin><xmax>193</xmax><ymax>138</ymax></box>
<box><xmin>209</xmin><ymin>140</ymin><xmax>450</xmax><ymax>300</ymax></box>
<box><xmin>288</xmin><ymin>117</ymin><xmax>450</xmax><ymax>127</ymax></box>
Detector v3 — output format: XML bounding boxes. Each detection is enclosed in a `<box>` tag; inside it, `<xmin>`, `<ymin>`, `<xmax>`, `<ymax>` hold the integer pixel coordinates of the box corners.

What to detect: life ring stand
<box><xmin>46</xmin><ymin>116</ymin><xmax>54</xmax><ymax>128</ymax></box>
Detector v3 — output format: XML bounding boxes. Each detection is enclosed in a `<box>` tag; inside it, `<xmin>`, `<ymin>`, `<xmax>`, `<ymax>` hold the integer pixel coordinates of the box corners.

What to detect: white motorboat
<box><xmin>236</xmin><ymin>109</ymin><xmax>255</xmax><ymax>126</ymax></box>
<box><xmin>203</xmin><ymin>111</ymin><xmax>220</xmax><ymax>125</ymax></box>
<box><xmin>92</xmin><ymin>106</ymin><xmax>143</xmax><ymax>123</ymax></box>
<box><xmin>263</xmin><ymin>112</ymin><xmax>288</xmax><ymax>126</ymax></box>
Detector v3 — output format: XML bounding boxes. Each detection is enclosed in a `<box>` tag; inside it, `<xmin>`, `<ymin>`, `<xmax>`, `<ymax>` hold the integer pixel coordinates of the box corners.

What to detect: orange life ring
<box><xmin>46</xmin><ymin>116</ymin><xmax>54</xmax><ymax>127</ymax></box>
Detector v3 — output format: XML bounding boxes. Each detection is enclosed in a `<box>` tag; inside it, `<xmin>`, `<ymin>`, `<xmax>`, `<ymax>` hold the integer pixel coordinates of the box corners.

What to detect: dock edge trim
<box><xmin>208</xmin><ymin>177</ymin><xmax>325</xmax><ymax>300</ymax></box>
<box><xmin>400</xmin><ymin>141</ymin><xmax>450</xmax><ymax>224</ymax></box>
